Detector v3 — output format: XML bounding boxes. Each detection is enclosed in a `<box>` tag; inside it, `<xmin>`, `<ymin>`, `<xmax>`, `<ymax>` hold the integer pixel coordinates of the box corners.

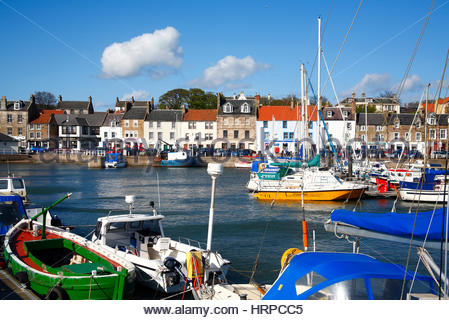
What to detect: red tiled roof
<box><xmin>420</xmin><ymin>97</ymin><xmax>449</xmax><ymax>113</ymax></box>
<box><xmin>182</xmin><ymin>109</ymin><xmax>217</xmax><ymax>121</ymax></box>
<box><xmin>41</xmin><ymin>109</ymin><xmax>64</xmax><ymax>114</ymax></box>
<box><xmin>30</xmin><ymin>113</ymin><xmax>54</xmax><ymax>124</ymax></box>
<box><xmin>258</xmin><ymin>105</ymin><xmax>318</xmax><ymax>121</ymax></box>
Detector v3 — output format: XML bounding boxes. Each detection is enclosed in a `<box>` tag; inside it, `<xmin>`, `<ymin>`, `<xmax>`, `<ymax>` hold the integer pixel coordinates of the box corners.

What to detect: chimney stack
<box><xmin>58</xmin><ymin>95</ymin><xmax>62</xmax><ymax>103</ymax></box>
<box><xmin>30</xmin><ymin>94</ymin><xmax>35</xmax><ymax>104</ymax></box>
<box><xmin>146</xmin><ymin>101</ymin><xmax>151</xmax><ymax>114</ymax></box>
<box><xmin>216</xmin><ymin>92</ymin><xmax>221</xmax><ymax>109</ymax></box>
<box><xmin>151</xmin><ymin>97</ymin><xmax>154</xmax><ymax>110</ymax></box>
<box><xmin>290</xmin><ymin>97</ymin><xmax>294</xmax><ymax>110</ymax></box>
<box><xmin>131</xmin><ymin>96</ymin><xmax>135</xmax><ymax>104</ymax></box>
<box><xmin>116</xmin><ymin>97</ymin><xmax>119</xmax><ymax>104</ymax></box>
<box><xmin>1</xmin><ymin>96</ymin><xmax>6</xmax><ymax>110</ymax></box>
<box><xmin>361</xmin><ymin>92</ymin><xmax>365</xmax><ymax>98</ymax></box>
<box><xmin>267</xmin><ymin>93</ymin><xmax>271</xmax><ymax>104</ymax></box>
<box><xmin>352</xmin><ymin>92</ymin><xmax>356</xmax><ymax>98</ymax></box>
<box><xmin>88</xmin><ymin>96</ymin><xmax>92</xmax><ymax>104</ymax></box>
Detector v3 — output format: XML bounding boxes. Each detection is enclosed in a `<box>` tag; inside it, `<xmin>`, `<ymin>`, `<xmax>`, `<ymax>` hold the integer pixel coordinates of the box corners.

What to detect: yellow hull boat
<box><xmin>253</xmin><ymin>188</ymin><xmax>366</xmax><ymax>201</ymax></box>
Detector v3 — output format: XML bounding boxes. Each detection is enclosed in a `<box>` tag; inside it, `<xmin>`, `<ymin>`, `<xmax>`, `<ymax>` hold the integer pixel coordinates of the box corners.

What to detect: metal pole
<box><xmin>206</xmin><ymin>176</ymin><xmax>217</xmax><ymax>251</ymax></box>
<box><xmin>317</xmin><ymin>16</ymin><xmax>322</xmax><ymax>153</ymax></box>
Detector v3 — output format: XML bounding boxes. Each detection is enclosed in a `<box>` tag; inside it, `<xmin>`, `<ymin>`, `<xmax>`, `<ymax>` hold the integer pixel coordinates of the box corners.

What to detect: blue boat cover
<box><xmin>0</xmin><ymin>195</ymin><xmax>27</xmax><ymax>236</ymax></box>
<box><xmin>331</xmin><ymin>208</ymin><xmax>447</xmax><ymax>241</ymax></box>
<box><xmin>263</xmin><ymin>252</ymin><xmax>432</xmax><ymax>300</ymax></box>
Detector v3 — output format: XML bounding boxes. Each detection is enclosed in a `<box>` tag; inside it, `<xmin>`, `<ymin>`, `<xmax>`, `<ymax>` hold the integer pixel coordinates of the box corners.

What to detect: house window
<box><xmin>149</xmin><ymin>132</ymin><xmax>154</xmax><ymax>139</ymax></box>
<box><xmin>149</xmin><ymin>121</ymin><xmax>153</xmax><ymax>128</ymax></box>
<box><xmin>405</xmin><ymin>132</ymin><xmax>410</xmax><ymax>141</ymax></box>
<box><xmin>185</xmin><ymin>133</ymin><xmax>190</xmax><ymax>141</ymax></box>
<box><xmin>360</xmin><ymin>125</ymin><xmax>366</xmax><ymax>131</ymax></box>
<box><xmin>29</xmin><ymin>131</ymin><xmax>33</xmax><ymax>138</ymax></box>
<box><xmin>360</xmin><ymin>134</ymin><xmax>366</xmax><ymax>141</ymax></box>
<box><xmin>157</xmin><ymin>121</ymin><xmax>161</xmax><ymax>128</ymax></box>
<box><xmin>395</xmin><ymin>122</ymin><xmax>400</xmax><ymax>129</ymax></box>
<box><xmin>416</xmin><ymin>132</ymin><xmax>422</xmax><ymax>142</ymax></box>
<box><xmin>29</xmin><ymin>124</ymin><xmax>34</xmax><ymax>130</ymax></box>
<box><xmin>347</xmin><ymin>123</ymin><xmax>352</xmax><ymax>130</ymax></box>
<box><xmin>342</xmin><ymin>111</ymin><xmax>348</xmax><ymax>118</ymax></box>
<box><xmin>189</xmin><ymin>122</ymin><xmax>196</xmax><ymax>129</ymax></box>
<box><xmin>245</xmin><ymin>118</ymin><xmax>250</xmax><ymax>126</ymax></box>
<box><xmin>171</xmin><ymin>122</ymin><xmax>176</xmax><ymax>129</ymax></box>
<box><xmin>223</xmin><ymin>130</ymin><xmax>228</xmax><ymax>138</ymax></box>
<box><xmin>245</xmin><ymin>130</ymin><xmax>250</xmax><ymax>139</ymax></box>
<box><xmin>282</xmin><ymin>121</ymin><xmax>287</xmax><ymax>128</ymax></box>
<box><xmin>124</xmin><ymin>120</ymin><xmax>129</xmax><ymax>127</ymax></box>
<box><xmin>133</xmin><ymin>120</ymin><xmax>138</xmax><ymax>127</ymax></box>
<box><xmin>104</xmin><ymin>132</ymin><xmax>108</xmax><ymax>138</ymax></box>
<box><xmin>158</xmin><ymin>132</ymin><xmax>163</xmax><ymax>140</ymax></box>
<box><xmin>36</xmin><ymin>124</ymin><xmax>41</xmax><ymax>130</ymax></box>
<box><xmin>263</xmin><ymin>121</ymin><xmax>268</xmax><ymax>128</ymax></box>
<box><xmin>394</xmin><ymin>132</ymin><xmax>400</xmax><ymax>139</ymax></box>
<box><xmin>234</xmin><ymin>118</ymin><xmax>240</xmax><ymax>125</ymax></box>
<box><xmin>17</xmin><ymin>127</ymin><xmax>22</xmax><ymax>136</ymax></box>
<box><xmin>430</xmin><ymin>129</ymin><xmax>436</xmax><ymax>140</ymax></box>
<box><xmin>205</xmin><ymin>122</ymin><xmax>213</xmax><ymax>129</ymax></box>
<box><xmin>223</xmin><ymin>118</ymin><xmax>229</xmax><ymax>125</ymax></box>
<box><xmin>376</xmin><ymin>125</ymin><xmax>383</xmax><ymax>132</ymax></box>
<box><xmin>195</xmin><ymin>133</ymin><xmax>201</xmax><ymax>140</ymax></box>
<box><xmin>36</xmin><ymin>132</ymin><xmax>41</xmax><ymax>139</ymax></box>
<box><xmin>441</xmin><ymin>129</ymin><xmax>447</xmax><ymax>140</ymax></box>
<box><xmin>223</xmin><ymin>103</ymin><xmax>233</xmax><ymax>113</ymax></box>
<box><xmin>234</xmin><ymin>130</ymin><xmax>239</xmax><ymax>138</ymax></box>
<box><xmin>7</xmin><ymin>114</ymin><xmax>12</xmax><ymax>123</ymax></box>
<box><xmin>375</xmin><ymin>134</ymin><xmax>384</xmax><ymax>142</ymax></box>
<box><xmin>241</xmin><ymin>103</ymin><xmax>250</xmax><ymax>113</ymax></box>
<box><xmin>289</xmin><ymin>132</ymin><xmax>294</xmax><ymax>139</ymax></box>
<box><xmin>428</xmin><ymin>118</ymin><xmax>436</xmax><ymax>125</ymax></box>
<box><xmin>327</xmin><ymin>111</ymin><xmax>332</xmax><ymax>118</ymax></box>
<box><xmin>111</xmin><ymin>132</ymin><xmax>116</xmax><ymax>138</ymax></box>
<box><xmin>170</xmin><ymin>132</ymin><xmax>175</xmax><ymax>140</ymax></box>
<box><xmin>264</xmin><ymin>132</ymin><xmax>269</xmax><ymax>139</ymax></box>
<box><xmin>284</xmin><ymin>132</ymin><xmax>289</xmax><ymax>139</ymax></box>
<box><xmin>17</xmin><ymin>115</ymin><xmax>23</xmax><ymax>123</ymax></box>
<box><xmin>416</xmin><ymin>122</ymin><xmax>421</xmax><ymax>128</ymax></box>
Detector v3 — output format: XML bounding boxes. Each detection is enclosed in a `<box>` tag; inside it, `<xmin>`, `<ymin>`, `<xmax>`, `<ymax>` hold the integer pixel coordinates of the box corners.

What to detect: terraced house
<box><xmin>120</xmin><ymin>97</ymin><xmax>154</xmax><ymax>148</ymax></box>
<box><xmin>0</xmin><ymin>95</ymin><xmax>39</xmax><ymax>150</ymax></box>
<box><xmin>144</xmin><ymin>108</ymin><xmax>183</xmax><ymax>149</ymax></box>
<box><xmin>27</xmin><ymin>110</ymin><xmax>64</xmax><ymax>149</ymax></box>
<box><xmin>216</xmin><ymin>92</ymin><xmax>258</xmax><ymax>151</ymax></box>
<box><xmin>56</xmin><ymin>95</ymin><xmax>94</xmax><ymax>115</ymax></box>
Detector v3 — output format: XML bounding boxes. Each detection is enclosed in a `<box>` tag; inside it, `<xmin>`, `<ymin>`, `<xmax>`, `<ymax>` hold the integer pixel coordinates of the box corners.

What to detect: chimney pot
<box><xmin>361</xmin><ymin>92</ymin><xmax>365</xmax><ymax>98</ymax></box>
<box><xmin>131</xmin><ymin>96</ymin><xmax>135</xmax><ymax>104</ymax></box>
<box><xmin>58</xmin><ymin>95</ymin><xmax>62</xmax><ymax>102</ymax></box>
<box><xmin>352</xmin><ymin>92</ymin><xmax>356</xmax><ymax>98</ymax></box>
<box><xmin>1</xmin><ymin>96</ymin><xmax>6</xmax><ymax>110</ymax></box>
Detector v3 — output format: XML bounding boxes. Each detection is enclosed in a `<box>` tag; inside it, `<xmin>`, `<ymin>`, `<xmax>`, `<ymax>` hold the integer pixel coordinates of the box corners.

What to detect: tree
<box><xmin>356</xmin><ymin>105</ymin><xmax>377</xmax><ymax>113</ymax></box>
<box><xmin>309</xmin><ymin>95</ymin><xmax>331</xmax><ymax>107</ymax></box>
<box><xmin>158</xmin><ymin>89</ymin><xmax>190</xmax><ymax>109</ymax></box>
<box><xmin>379</xmin><ymin>90</ymin><xmax>395</xmax><ymax>98</ymax></box>
<box><xmin>34</xmin><ymin>91</ymin><xmax>56</xmax><ymax>106</ymax></box>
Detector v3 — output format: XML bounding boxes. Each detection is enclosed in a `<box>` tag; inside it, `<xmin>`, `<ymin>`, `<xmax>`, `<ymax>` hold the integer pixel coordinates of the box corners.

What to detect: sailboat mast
<box><xmin>317</xmin><ymin>16</ymin><xmax>322</xmax><ymax>154</ymax></box>
<box><xmin>300</xmin><ymin>63</ymin><xmax>305</xmax><ymax>158</ymax></box>
<box><xmin>424</xmin><ymin>83</ymin><xmax>430</xmax><ymax>169</ymax></box>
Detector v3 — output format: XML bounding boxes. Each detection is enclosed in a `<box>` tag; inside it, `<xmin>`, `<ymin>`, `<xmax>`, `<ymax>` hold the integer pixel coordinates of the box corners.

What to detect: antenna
<box><xmin>156</xmin><ymin>171</ymin><xmax>161</xmax><ymax>209</ymax></box>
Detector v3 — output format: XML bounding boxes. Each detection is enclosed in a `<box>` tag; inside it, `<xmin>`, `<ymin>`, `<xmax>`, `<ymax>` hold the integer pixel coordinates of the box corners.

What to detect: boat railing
<box><xmin>177</xmin><ymin>236</ymin><xmax>206</xmax><ymax>249</ymax></box>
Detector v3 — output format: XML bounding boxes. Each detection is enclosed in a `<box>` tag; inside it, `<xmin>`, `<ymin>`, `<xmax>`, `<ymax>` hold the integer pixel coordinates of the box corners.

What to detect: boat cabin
<box><xmin>0</xmin><ymin>195</ymin><xmax>27</xmax><ymax>236</ymax></box>
<box><xmin>93</xmin><ymin>214</ymin><xmax>170</xmax><ymax>259</ymax></box>
<box><xmin>0</xmin><ymin>177</ymin><xmax>27</xmax><ymax>201</ymax></box>
<box><xmin>263</xmin><ymin>252</ymin><xmax>436</xmax><ymax>300</ymax></box>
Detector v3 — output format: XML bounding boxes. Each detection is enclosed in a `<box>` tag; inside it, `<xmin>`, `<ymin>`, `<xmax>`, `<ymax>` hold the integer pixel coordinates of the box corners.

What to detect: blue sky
<box><xmin>0</xmin><ymin>0</ymin><xmax>448</xmax><ymax>110</ymax></box>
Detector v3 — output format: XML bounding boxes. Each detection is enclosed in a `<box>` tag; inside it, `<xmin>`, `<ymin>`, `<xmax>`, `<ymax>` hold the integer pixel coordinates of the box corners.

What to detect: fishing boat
<box><xmin>92</xmin><ymin>194</ymin><xmax>230</xmax><ymax>294</ymax></box>
<box><xmin>3</xmin><ymin>194</ymin><xmax>136</xmax><ymax>300</ymax></box>
<box><xmin>0</xmin><ymin>175</ymin><xmax>28</xmax><ymax>203</ymax></box>
<box><xmin>398</xmin><ymin>168</ymin><xmax>449</xmax><ymax>202</ymax></box>
<box><xmin>152</xmin><ymin>150</ymin><xmax>206</xmax><ymax>167</ymax></box>
<box><xmin>104</xmin><ymin>152</ymin><xmax>127</xmax><ymax>169</ymax></box>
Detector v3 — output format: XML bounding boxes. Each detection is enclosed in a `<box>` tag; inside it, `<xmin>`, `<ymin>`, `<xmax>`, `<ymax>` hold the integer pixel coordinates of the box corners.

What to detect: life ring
<box><xmin>46</xmin><ymin>286</ymin><xmax>69</xmax><ymax>300</ymax></box>
<box><xmin>280</xmin><ymin>248</ymin><xmax>302</xmax><ymax>270</ymax></box>
<box><xmin>258</xmin><ymin>163</ymin><xmax>267</xmax><ymax>172</ymax></box>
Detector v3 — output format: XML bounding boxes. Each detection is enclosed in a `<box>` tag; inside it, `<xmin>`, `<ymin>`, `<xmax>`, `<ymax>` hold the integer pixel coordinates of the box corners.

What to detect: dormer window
<box><xmin>327</xmin><ymin>111</ymin><xmax>332</xmax><ymax>118</ymax></box>
<box><xmin>223</xmin><ymin>102</ymin><xmax>233</xmax><ymax>113</ymax></box>
<box><xmin>14</xmin><ymin>101</ymin><xmax>22</xmax><ymax>110</ymax></box>
<box><xmin>241</xmin><ymin>102</ymin><xmax>250</xmax><ymax>113</ymax></box>
<box><xmin>395</xmin><ymin>121</ymin><xmax>400</xmax><ymax>129</ymax></box>
<box><xmin>428</xmin><ymin>117</ymin><xmax>436</xmax><ymax>125</ymax></box>
<box><xmin>416</xmin><ymin>122</ymin><xmax>421</xmax><ymax>128</ymax></box>
<box><xmin>342</xmin><ymin>110</ymin><xmax>349</xmax><ymax>118</ymax></box>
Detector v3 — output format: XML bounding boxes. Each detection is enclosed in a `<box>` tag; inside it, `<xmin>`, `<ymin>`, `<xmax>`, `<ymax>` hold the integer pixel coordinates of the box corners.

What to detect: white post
<box><xmin>206</xmin><ymin>163</ymin><xmax>223</xmax><ymax>251</ymax></box>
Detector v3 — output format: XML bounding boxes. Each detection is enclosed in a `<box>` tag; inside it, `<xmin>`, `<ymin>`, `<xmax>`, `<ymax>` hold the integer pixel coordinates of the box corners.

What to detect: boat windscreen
<box><xmin>0</xmin><ymin>180</ymin><xmax>8</xmax><ymax>190</ymax></box>
<box><xmin>12</xmin><ymin>179</ymin><xmax>24</xmax><ymax>189</ymax></box>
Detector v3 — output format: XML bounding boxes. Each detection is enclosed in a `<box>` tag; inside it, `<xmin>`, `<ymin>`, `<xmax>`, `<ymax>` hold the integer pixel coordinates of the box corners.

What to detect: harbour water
<box><xmin>2</xmin><ymin>163</ymin><xmax>444</xmax><ymax>298</ymax></box>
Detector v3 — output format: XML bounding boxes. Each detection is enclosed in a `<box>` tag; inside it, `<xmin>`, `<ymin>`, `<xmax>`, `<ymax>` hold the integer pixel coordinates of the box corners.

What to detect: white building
<box><xmin>256</xmin><ymin>105</ymin><xmax>319</xmax><ymax>155</ymax></box>
<box><xmin>100</xmin><ymin>113</ymin><xmax>124</xmax><ymax>149</ymax></box>
<box><xmin>338</xmin><ymin>92</ymin><xmax>401</xmax><ymax>114</ymax></box>
<box><xmin>322</xmin><ymin>107</ymin><xmax>356</xmax><ymax>150</ymax></box>
<box><xmin>179</xmin><ymin>109</ymin><xmax>217</xmax><ymax>150</ymax></box>
<box><xmin>144</xmin><ymin>109</ymin><xmax>183</xmax><ymax>149</ymax></box>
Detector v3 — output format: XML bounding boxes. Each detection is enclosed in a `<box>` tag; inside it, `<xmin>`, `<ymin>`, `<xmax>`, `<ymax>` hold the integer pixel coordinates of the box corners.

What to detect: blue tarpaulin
<box><xmin>331</xmin><ymin>208</ymin><xmax>447</xmax><ymax>241</ymax></box>
<box><xmin>0</xmin><ymin>195</ymin><xmax>27</xmax><ymax>236</ymax></box>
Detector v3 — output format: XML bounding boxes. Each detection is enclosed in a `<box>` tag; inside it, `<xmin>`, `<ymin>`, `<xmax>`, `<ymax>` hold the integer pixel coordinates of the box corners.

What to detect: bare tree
<box><xmin>34</xmin><ymin>91</ymin><xmax>56</xmax><ymax>106</ymax></box>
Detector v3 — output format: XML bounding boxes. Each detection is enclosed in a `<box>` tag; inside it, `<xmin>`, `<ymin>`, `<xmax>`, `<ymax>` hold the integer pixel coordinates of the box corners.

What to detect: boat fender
<box><xmin>14</xmin><ymin>271</ymin><xmax>29</xmax><ymax>287</ymax></box>
<box><xmin>46</xmin><ymin>286</ymin><xmax>69</xmax><ymax>300</ymax></box>
<box><xmin>280</xmin><ymin>248</ymin><xmax>302</xmax><ymax>271</ymax></box>
<box><xmin>258</xmin><ymin>163</ymin><xmax>267</xmax><ymax>172</ymax></box>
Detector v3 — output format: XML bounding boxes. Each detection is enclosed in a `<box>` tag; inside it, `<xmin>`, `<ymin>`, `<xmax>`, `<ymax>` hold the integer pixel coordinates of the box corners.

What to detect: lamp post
<box><xmin>206</xmin><ymin>163</ymin><xmax>223</xmax><ymax>251</ymax></box>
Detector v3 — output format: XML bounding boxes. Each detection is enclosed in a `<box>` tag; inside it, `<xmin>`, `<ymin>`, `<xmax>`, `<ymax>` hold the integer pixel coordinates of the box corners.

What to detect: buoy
<box><xmin>280</xmin><ymin>248</ymin><xmax>302</xmax><ymax>270</ymax></box>
<box><xmin>302</xmin><ymin>220</ymin><xmax>309</xmax><ymax>251</ymax></box>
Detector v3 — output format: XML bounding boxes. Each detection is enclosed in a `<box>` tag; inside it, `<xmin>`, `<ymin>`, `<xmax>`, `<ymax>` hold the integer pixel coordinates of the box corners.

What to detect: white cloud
<box><xmin>121</xmin><ymin>90</ymin><xmax>149</xmax><ymax>101</ymax></box>
<box><xmin>345</xmin><ymin>73</ymin><xmax>391</xmax><ymax>96</ymax></box>
<box><xmin>402</xmin><ymin>74</ymin><xmax>422</xmax><ymax>92</ymax></box>
<box><xmin>190</xmin><ymin>55</ymin><xmax>270</xmax><ymax>88</ymax></box>
<box><xmin>101</xmin><ymin>26</ymin><xmax>183</xmax><ymax>78</ymax></box>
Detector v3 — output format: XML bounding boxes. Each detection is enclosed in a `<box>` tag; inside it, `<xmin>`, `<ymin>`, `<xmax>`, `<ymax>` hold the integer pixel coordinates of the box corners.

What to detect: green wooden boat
<box><xmin>3</xmin><ymin>194</ymin><xmax>136</xmax><ymax>299</ymax></box>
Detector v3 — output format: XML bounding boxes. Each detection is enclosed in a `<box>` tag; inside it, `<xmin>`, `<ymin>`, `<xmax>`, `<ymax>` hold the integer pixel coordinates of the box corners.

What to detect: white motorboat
<box><xmin>0</xmin><ymin>175</ymin><xmax>28</xmax><ymax>203</ymax></box>
<box><xmin>92</xmin><ymin>194</ymin><xmax>230</xmax><ymax>294</ymax></box>
<box><xmin>104</xmin><ymin>152</ymin><xmax>127</xmax><ymax>169</ymax></box>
